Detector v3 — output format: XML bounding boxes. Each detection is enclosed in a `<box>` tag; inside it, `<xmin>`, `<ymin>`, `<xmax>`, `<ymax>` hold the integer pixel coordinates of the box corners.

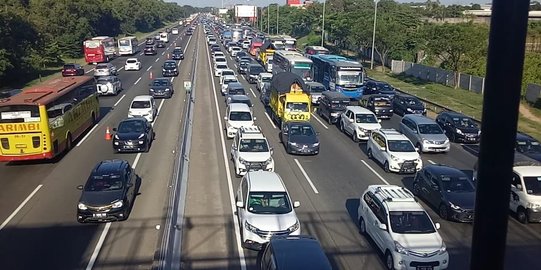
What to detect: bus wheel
<box><xmin>91</xmin><ymin>112</ymin><xmax>97</xmax><ymax>125</ymax></box>
<box><xmin>66</xmin><ymin>134</ymin><xmax>73</xmax><ymax>151</ymax></box>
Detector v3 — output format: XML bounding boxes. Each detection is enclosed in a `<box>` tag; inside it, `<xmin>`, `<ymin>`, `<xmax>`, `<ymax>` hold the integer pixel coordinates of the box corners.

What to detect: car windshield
<box><xmin>440</xmin><ymin>175</ymin><xmax>475</xmax><ymax>192</ymax></box>
<box><xmin>225</xmin><ymin>78</ymin><xmax>237</xmax><ymax>83</ymax></box>
<box><xmin>97</xmin><ymin>78</ymin><xmax>112</xmax><ymax>84</ymax></box>
<box><xmin>131</xmin><ymin>101</ymin><xmax>151</xmax><ymax>109</ymax></box>
<box><xmin>373</xmin><ymin>98</ymin><xmax>391</xmax><ymax>107</ymax></box>
<box><xmin>517</xmin><ymin>140</ymin><xmax>541</xmax><ymax>153</ymax></box>
<box><xmin>222</xmin><ymin>71</ymin><xmax>234</xmax><ymax>76</ymax></box>
<box><xmin>288</xmin><ymin>125</ymin><xmax>315</xmax><ymax>136</ymax></box>
<box><xmin>215</xmin><ymin>58</ymin><xmax>226</xmax><ymax>62</ymax></box>
<box><xmin>388</xmin><ymin>140</ymin><xmax>416</xmax><ymax>152</ymax></box>
<box><xmin>247</xmin><ymin>192</ymin><xmax>292</xmax><ymax>214</ymax></box>
<box><xmin>239</xmin><ymin>139</ymin><xmax>269</xmax><ymax>152</ymax></box>
<box><xmin>377</xmin><ymin>83</ymin><xmax>393</xmax><ymax>91</ymax></box>
<box><xmin>152</xmin><ymin>80</ymin><xmax>169</xmax><ymax>86</ymax></box>
<box><xmin>126</xmin><ymin>59</ymin><xmax>137</xmax><ymax>64</ymax></box>
<box><xmin>249</xmin><ymin>66</ymin><xmax>265</xmax><ymax>74</ymax></box>
<box><xmin>418</xmin><ymin>124</ymin><xmax>443</xmax><ymax>134</ymax></box>
<box><xmin>452</xmin><ymin>117</ymin><xmax>477</xmax><ymax>128</ymax></box>
<box><xmin>404</xmin><ymin>98</ymin><xmax>422</xmax><ymax>106</ymax></box>
<box><xmin>118</xmin><ymin>120</ymin><xmax>145</xmax><ymax>133</ymax></box>
<box><xmin>285</xmin><ymin>102</ymin><xmax>309</xmax><ymax>112</ymax></box>
<box><xmin>217</xmin><ymin>64</ymin><xmax>227</xmax><ymax>69</ymax></box>
<box><xmin>229</xmin><ymin>111</ymin><xmax>252</xmax><ymax>121</ymax></box>
<box><xmin>145</xmin><ymin>46</ymin><xmax>154</xmax><ymax>49</ymax></box>
<box><xmin>173</xmin><ymin>49</ymin><xmax>182</xmax><ymax>54</ymax></box>
<box><xmin>356</xmin><ymin>114</ymin><xmax>378</xmax><ymax>123</ymax></box>
<box><xmin>310</xmin><ymin>85</ymin><xmax>325</xmax><ymax>93</ymax></box>
<box><xmin>64</xmin><ymin>64</ymin><xmax>76</xmax><ymax>69</ymax></box>
<box><xmin>524</xmin><ymin>176</ymin><xmax>541</xmax><ymax>195</ymax></box>
<box><xmin>330</xmin><ymin>101</ymin><xmax>348</xmax><ymax>110</ymax></box>
<box><xmin>389</xmin><ymin>211</ymin><xmax>436</xmax><ymax>234</ymax></box>
<box><xmin>229</xmin><ymin>87</ymin><xmax>246</xmax><ymax>95</ymax></box>
<box><xmin>339</xmin><ymin>74</ymin><xmax>362</xmax><ymax>84</ymax></box>
<box><xmin>262</xmin><ymin>76</ymin><xmax>272</xmax><ymax>82</ymax></box>
<box><xmin>85</xmin><ymin>175</ymin><xmax>124</xmax><ymax>192</ymax></box>
<box><xmin>96</xmin><ymin>64</ymin><xmax>108</xmax><ymax>69</ymax></box>
<box><xmin>164</xmin><ymin>62</ymin><xmax>176</xmax><ymax>68</ymax></box>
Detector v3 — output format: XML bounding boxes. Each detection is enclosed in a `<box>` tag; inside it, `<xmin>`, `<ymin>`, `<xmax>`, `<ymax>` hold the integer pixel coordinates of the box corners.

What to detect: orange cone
<box><xmin>105</xmin><ymin>127</ymin><xmax>112</xmax><ymax>141</ymax></box>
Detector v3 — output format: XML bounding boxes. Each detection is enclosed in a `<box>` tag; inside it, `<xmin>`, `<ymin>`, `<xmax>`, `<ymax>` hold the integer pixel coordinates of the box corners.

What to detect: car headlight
<box><xmin>312</xmin><ymin>142</ymin><xmax>320</xmax><ymax>147</ymax></box>
<box><xmin>287</xmin><ymin>220</ymin><xmax>300</xmax><ymax>232</ymax></box>
<box><xmin>174</xmin><ymin>68</ymin><xmax>177</xmax><ymax>72</ymax></box>
<box><xmin>111</xmin><ymin>200</ymin><xmax>123</xmax><ymax>209</ymax></box>
<box><xmin>330</xmin><ymin>112</ymin><xmax>340</xmax><ymax>117</ymax></box>
<box><xmin>456</xmin><ymin>128</ymin><xmax>464</xmax><ymax>135</ymax></box>
<box><xmin>165</xmin><ymin>88</ymin><xmax>171</xmax><ymax>91</ymax></box>
<box><xmin>138</xmin><ymin>133</ymin><xmax>145</xmax><ymax>139</ymax></box>
<box><xmin>245</xmin><ymin>221</ymin><xmax>258</xmax><ymax>233</ymax></box>
<box><xmin>289</xmin><ymin>142</ymin><xmax>298</xmax><ymax>146</ymax></box>
<box><xmin>444</xmin><ymin>139</ymin><xmax>449</xmax><ymax>144</ymax></box>
<box><xmin>438</xmin><ymin>243</ymin><xmax>447</xmax><ymax>255</ymax></box>
<box><xmin>478</xmin><ymin>130</ymin><xmax>482</xmax><ymax>135</ymax></box>
<box><xmin>138</xmin><ymin>140</ymin><xmax>145</xmax><ymax>144</ymax></box>
<box><xmin>162</xmin><ymin>69</ymin><xmax>166</xmax><ymax>72</ymax></box>
<box><xmin>78</xmin><ymin>203</ymin><xmax>87</xmax><ymax>210</ymax></box>
<box><xmin>527</xmin><ymin>202</ymin><xmax>541</xmax><ymax>209</ymax></box>
<box><xmin>394</xmin><ymin>241</ymin><xmax>409</xmax><ymax>255</ymax></box>
<box><xmin>449</xmin><ymin>202</ymin><xmax>461</xmax><ymax>210</ymax></box>
<box><xmin>150</xmin><ymin>88</ymin><xmax>155</xmax><ymax>92</ymax></box>
<box><xmin>239</xmin><ymin>157</ymin><xmax>248</xmax><ymax>165</ymax></box>
<box><xmin>390</xmin><ymin>154</ymin><xmax>400</xmax><ymax>162</ymax></box>
<box><xmin>264</xmin><ymin>157</ymin><xmax>273</xmax><ymax>165</ymax></box>
<box><xmin>358</xmin><ymin>127</ymin><xmax>367</xmax><ymax>133</ymax></box>
<box><xmin>422</xmin><ymin>139</ymin><xmax>430</xmax><ymax>144</ymax></box>
<box><xmin>128</xmin><ymin>111</ymin><xmax>133</xmax><ymax>115</ymax></box>
<box><xmin>406</xmin><ymin>108</ymin><xmax>413</xmax><ymax>112</ymax></box>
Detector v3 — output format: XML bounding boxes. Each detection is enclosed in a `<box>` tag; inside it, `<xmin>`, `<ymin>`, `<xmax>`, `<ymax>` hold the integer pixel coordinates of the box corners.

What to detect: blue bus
<box><xmin>310</xmin><ymin>55</ymin><xmax>365</xmax><ymax>100</ymax></box>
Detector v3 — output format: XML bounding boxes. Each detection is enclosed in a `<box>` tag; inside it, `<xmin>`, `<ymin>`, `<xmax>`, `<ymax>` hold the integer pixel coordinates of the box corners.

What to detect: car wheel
<box><xmin>359</xmin><ymin>217</ymin><xmax>367</xmax><ymax>235</ymax></box>
<box><xmin>385</xmin><ymin>251</ymin><xmax>394</xmax><ymax>270</ymax></box>
<box><xmin>352</xmin><ymin>131</ymin><xmax>359</xmax><ymax>143</ymax></box>
<box><xmin>517</xmin><ymin>207</ymin><xmax>529</xmax><ymax>224</ymax></box>
<box><xmin>439</xmin><ymin>204</ymin><xmax>449</xmax><ymax>220</ymax></box>
<box><xmin>412</xmin><ymin>182</ymin><xmax>421</xmax><ymax>196</ymax></box>
<box><xmin>416</xmin><ymin>143</ymin><xmax>423</xmax><ymax>153</ymax></box>
<box><xmin>450</xmin><ymin>133</ymin><xmax>456</xmax><ymax>143</ymax></box>
<box><xmin>66</xmin><ymin>133</ymin><xmax>73</xmax><ymax>152</ymax></box>
<box><xmin>286</xmin><ymin>144</ymin><xmax>291</xmax><ymax>154</ymax></box>
<box><xmin>367</xmin><ymin>148</ymin><xmax>373</xmax><ymax>159</ymax></box>
<box><xmin>340</xmin><ymin>121</ymin><xmax>345</xmax><ymax>133</ymax></box>
<box><xmin>384</xmin><ymin>161</ymin><xmax>390</xmax><ymax>173</ymax></box>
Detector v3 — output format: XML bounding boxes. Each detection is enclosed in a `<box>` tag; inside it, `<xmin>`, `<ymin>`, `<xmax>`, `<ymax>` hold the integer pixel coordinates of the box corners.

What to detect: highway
<box><xmin>0</xmin><ymin>26</ymin><xmax>194</xmax><ymax>269</ymax></box>
<box><xmin>180</xmin><ymin>26</ymin><xmax>541</xmax><ymax>270</ymax></box>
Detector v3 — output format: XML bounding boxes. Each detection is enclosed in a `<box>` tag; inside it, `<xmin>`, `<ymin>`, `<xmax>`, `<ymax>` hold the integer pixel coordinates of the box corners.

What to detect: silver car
<box><xmin>94</xmin><ymin>63</ymin><xmax>117</xmax><ymax>77</ymax></box>
<box><xmin>96</xmin><ymin>76</ymin><xmax>122</xmax><ymax>96</ymax></box>
<box><xmin>399</xmin><ymin>114</ymin><xmax>450</xmax><ymax>153</ymax></box>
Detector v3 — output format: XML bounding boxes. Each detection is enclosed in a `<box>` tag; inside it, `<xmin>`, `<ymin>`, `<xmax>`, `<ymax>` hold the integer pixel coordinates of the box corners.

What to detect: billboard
<box><xmin>218</xmin><ymin>8</ymin><xmax>228</xmax><ymax>15</ymax></box>
<box><xmin>235</xmin><ymin>5</ymin><xmax>257</xmax><ymax>18</ymax></box>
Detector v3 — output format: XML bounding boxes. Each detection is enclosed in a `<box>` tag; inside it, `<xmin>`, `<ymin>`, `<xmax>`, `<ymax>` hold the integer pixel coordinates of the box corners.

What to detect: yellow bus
<box><xmin>0</xmin><ymin>76</ymin><xmax>99</xmax><ymax>162</ymax></box>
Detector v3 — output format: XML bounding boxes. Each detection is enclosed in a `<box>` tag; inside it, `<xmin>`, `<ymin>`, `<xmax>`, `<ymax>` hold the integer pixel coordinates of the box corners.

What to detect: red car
<box><xmin>62</xmin><ymin>63</ymin><xmax>85</xmax><ymax>77</ymax></box>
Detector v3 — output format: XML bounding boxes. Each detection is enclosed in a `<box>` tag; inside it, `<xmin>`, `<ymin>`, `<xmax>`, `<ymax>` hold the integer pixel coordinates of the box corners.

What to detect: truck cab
<box><xmin>269</xmin><ymin>72</ymin><xmax>311</xmax><ymax>127</ymax></box>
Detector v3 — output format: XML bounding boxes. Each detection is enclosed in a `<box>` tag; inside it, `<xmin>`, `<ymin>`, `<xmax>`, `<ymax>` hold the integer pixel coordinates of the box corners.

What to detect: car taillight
<box><xmin>1</xmin><ymin>138</ymin><xmax>9</xmax><ymax>149</ymax></box>
<box><xmin>32</xmin><ymin>136</ymin><xmax>40</xmax><ymax>148</ymax></box>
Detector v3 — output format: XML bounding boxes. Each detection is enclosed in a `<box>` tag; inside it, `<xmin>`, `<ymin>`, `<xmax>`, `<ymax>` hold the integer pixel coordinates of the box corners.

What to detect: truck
<box><xmin>258</xmin><ymin>40</ymin><xmax>276</xmax><ymax>67</ymax></box>
<box><xmin>269</xmin><ymin>72</ymin><xmax>312</xmax><ymax>127</ymax></box>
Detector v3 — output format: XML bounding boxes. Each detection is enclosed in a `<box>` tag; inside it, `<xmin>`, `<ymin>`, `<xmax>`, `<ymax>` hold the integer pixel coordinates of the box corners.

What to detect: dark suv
<box><xmin>149</xmin><ymin>77</ymin><xmax>175</xmax><ymax>98</ymax></box>
<box><xmin>317</xmin><ymin>91</ymin><xmax>350</xmax><ymax>124</ymax></box>
<box><xmin>260</xmin><ymin>235</ymin><xmax>332</xmax><ymax>270</ymax></box>
<box><xmin>162</xmin><ymin>60</ymin><xmax>178</xmax><ymax>77</ymax></box>
<box><xmin>76</xmin><ymin>159</ymin><xmax>138</xmax><ymax>223</ymax></box>
<box><xmin>435</xmin><ymin>111</ymin><xmax>480</xmax><ymax>143</ymax></box>
<box><xmin>360</xmin><ymin>94</ymin><xmax>393</xmax><ymax>119</ymax></box>
<box><xmin>364</xmin><ymin>80</ymin><xmax>396</xmax><ymax>99</ymax></box>
<box><xmin>62</xmin><ymin>63</ymin><xmax>84</xmax><ymax>77</ymax></box>
<box><xmin>172</xmin><ymin>49</ymin><xmax>184</xmax><ymax>60</ymax></box>
<box><xmin>246</xmin><ymin>64</ymin><xmax>265</xmax><ymax>84</ymax></box>
<box><xmin>145</xmin><ymin>37</ymin><xmax>155</xmax><ymax>45</ymax></box>
<box><xmin>144</xmin><ymin>44</ymin><xmax>157</xmax><ymax>55</ymax></box>
<box><xmin>392</xmin><ymin>94</ymin><xmax>426</xmax><ymax>116</ymax></box>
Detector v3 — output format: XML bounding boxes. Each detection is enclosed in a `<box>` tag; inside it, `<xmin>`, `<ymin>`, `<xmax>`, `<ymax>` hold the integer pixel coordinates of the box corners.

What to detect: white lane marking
<box><xmin>132</xmin><ymin>153</ymin><xmax>142</xmax><ymax>169</ymax></box>
<box><xmin>205</xmin><ymin>34</ymin><xmax>247</xmax><ymax>270</ymax></box>
<box><xmin>85</xmin><ymin>68</ymin><xmax>94</xmax><ymax>74</ymax></box>
<box><xmin>264</xmin><ymin>112</ymin><xmax>277</xmax><ymax>129</ymax></box>
<box><xmin>76</xmin><ymin>124</ymin><xmax>99</xmax><ymax>147</ymax></box>
<box><xmin>155</xmin><ymin>58</ymin><xmax>160</xmax><ymax>63</ymax></box>
<box><xmin>311</xmin><ymin>113</ymin><xmax>329</xmax><ymax>129</ymax></box>
<box><xmin>118</xmin><ymin>66</ymin><xmax>124</xmax><ymax>71</ymax></box>
<box><xmin>0</xmin><ymin>185</ymin><xmax>43</xmax><ymax>231</ymax></box>
<box><xmin>294</xmin><ymin>159</ymin><xmax>319</xmax><ymax>194</ymax></box>
<box><xmin>85</xmin><ymin>222</ymin><xmax>111</xmax><ymax>270</ymax></box>
<box><xmin>234</xmin><ymin>63</ymin><xmax>238</xmax><ymax>68</ymax></box>
<box><xmin>139</xmin><ymin>52</ymin><xmax>144</xmax><ymax>56</ymax></box>
<box><xmin>152</xmin><ymin>99</ymin><xmax>166</xmax><ymax>127</ymax></box>
<box><xmin>134</xmin><ymin>77</ymin><xmax>142</xmax><ymax>85</ymax></box>
<box><xmin>146</xmin><ymin>66</ymin><xmax>152</xmax><ymax>72</ymax></box>
<box><xmin>170</xmin><ymin>77</ymin><xmax>175</xmax><ymax>82</ymax></box>
<box><xmin>361</xmin><ymin>160</ymin><xmax>390</xmax><ymax>185</ymax></box>
<box><xmin>427</xmin><ymin>160</ymin><xmax>436</xmax><ymax>164</ymax></box>
<box><xmin>162</xmin><ymin>51</ymin><xmax>165</xmax><ymax>56</ymax></box>
<box><xmin>113</xmin><ymin>94</ymin><xmax>126</xmax><ymax>107</ymax></box>
<box><xmin>249</xmin><ymin>88</ymin><xmax>256</xmax><ymax>98</ymax></box>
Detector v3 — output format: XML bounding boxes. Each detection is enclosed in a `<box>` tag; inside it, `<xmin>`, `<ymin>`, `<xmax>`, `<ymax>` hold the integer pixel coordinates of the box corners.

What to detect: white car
<box><xmin>230</xmin><ymin>46</ymin><xmax>242</xmax><ymax>56</ymax></box>
<box><xmin>220</xmin><ymin>69</ymin><xmax>235</xmax><ymax>80</ymax></box>
<box><xmin>124</xmin><ymin>58</ymin><xmax>141</xmax><ymax>71</ymax></box>
<box><xmin>171</xmin><ymin>28</ymin><xmax>179</xmax><ymax>35</ymax></box>
<box><xmin>510</xmin><ymin>166</ymin><xmax>541</xmax><ymax>223</ymax></box>
<box><xmin>214</xmin><ymin>56</ymin><xmax>227</xmax><ymax>66</ymax></box>
<box><xmin>242</xmin><ymin>40</ymin><xmax>251</xmax><ymax>49</ymax></box>
<box><xmin>358</xmin><ymin>185</ymin><xmax>449</xmax><ymax>270</ymax></box>
<box><xmin>339</xmin><ymin>106</ymin><xmax>381</xmax><ymax>142</ymax></box>
<box><xmin>214</xmin><ymin>63</ymin><xmax>229</xmax><ymax>77</ymax></box>
<box><xmin>213</xmin><ymin>51</ymin><xmax>225</xmax><ymax>59</ymax></box>
<box><xmin>225</xmin><ymin>103</ymin><xmax>255</xmax><ymax>139</ymax></box>
<box><xmin>235</xmin><ymin>171</ymin><xmax>299</xmax><ymax>250</ymax></box>
<box><xmin>128</xmin><ymin>95</ymin><xmax>157</xmax><ymax>122</ymax></box>
<box><xmin>366</xmin><ymin>129</ymin><xmax>422</xmax><ymax>173</ymax></box>
<box><xmin>94</xmin><ymin>63</ymin><xmax>117</xmax><ymax>77</ymax></box>
<box><xmin>221</xmin><ymin>75</ymin><xmax>239</xmax><ymax>94</ymax></box>
<box><xmin>256</xmin><ymin>72</ymin><xmax>273</xmax><ymax>91</ymax></box>
<box><xmin>96</xmin><ymin>76</ymin><xmax>122</xmax><ymax>96</ymax></box>
<box><xmin>231</xmin><ymin>126</ymin><xmax>274</xmax><ymax>177</ymax></box>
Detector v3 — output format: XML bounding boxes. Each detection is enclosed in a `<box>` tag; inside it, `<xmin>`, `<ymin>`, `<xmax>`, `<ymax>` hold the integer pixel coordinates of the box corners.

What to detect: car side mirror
<box><xmin>236</xmin><ymin>201</ymin><xmax>244</xmax><ymax>208</ymax></box>
<box><xmin>224</xmin><ymin>116</ymin><xmax>228</xmax><ymax>120</ymax></box>
<box><xmin>378</xmin><ymin>119</ymin><xmax>382</xmax><ymax>123</ymax></box>
<box><xmin>435</xmin><ymin>222</ymin><xmax>441</xmax><ymax>230</ymax></box>
<box><xmin>412</xmin><ymin>129</ymin><xmax>418</xmax><ymax>134</ymax></box>
<box><xmin>148</xmin><ymin>83</ymin><xmax>152</xmax><ymax>86</ymax></box>
<box><xmin>516</xmin><ymin>184</ymin><xmax>523</xmax><ymax>190</ymax></box>
<box><xmin>253</xmin><ymin>117</ymin><xmax>257</xmax><ymax>121</ymax></box>
<box><xmin>379</xmin><ymin>223</ymin><xmax>387</xmax><ymax>231</ymax></box>
<box><xmin>127</xmin><ymin>183</ymin><xmax>134</xmax><ymax>188</ymax></box>
<box><xmin>316</xmin><ymin>131</ymin><xmax>321</xmax><ymax>136</ymax></box>
<box><xmin>380</xmin><ymin>146</ymin><xmax>386</xmax><ymax>151</ymax></box>
<box><xmin>293</xmin><ymin>201</ymin><xmax>301</xmax><ymax>208</ymax></box>
<box><xmin>415</xmin><ymin>147</ymin><xmax>420</xmax><ymax>152</ymax></box>
<box><xmin>77</xmin><ymin>185</ymin><xmax>84</xmax><ymax>190</ymax></box>
<box><xmin>232</xmin><ymin>145</ymin><xmax>237</xmax><ymax>150</ymax></box>
<box><xmin>112</xmin><ymin>128</ymin><xmax>117</xmax><ymax>132</ymax></box>
<box><xmin>348</xmin><ymin>118</ymin><xmax>354</xmax><ymax>123</ymax></box>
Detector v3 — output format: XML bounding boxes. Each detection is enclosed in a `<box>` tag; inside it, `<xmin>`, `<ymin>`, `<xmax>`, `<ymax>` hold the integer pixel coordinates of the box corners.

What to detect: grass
<box><xmin>366</xmin><ymin>69</ymin><xmax>541</xmax><ymax>141</ymax></box>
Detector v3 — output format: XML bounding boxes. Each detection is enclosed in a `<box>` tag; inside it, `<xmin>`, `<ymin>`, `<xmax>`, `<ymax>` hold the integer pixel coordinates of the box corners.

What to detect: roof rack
<box><xmin>379</xmin><ymin>129</ymin><xmax>401</xmax><ymax>135</ymax></box>
<box><xmin>375</xmin><ymin>186</ymin><xmax>416</xmax><ymax>202</ymax></box>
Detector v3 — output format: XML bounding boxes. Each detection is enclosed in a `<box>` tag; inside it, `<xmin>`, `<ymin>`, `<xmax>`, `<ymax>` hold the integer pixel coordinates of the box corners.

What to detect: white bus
<box><xmin>118</xmin><ymin>37</ymin><xmax>138</xmax><ymax>56</ymax></box>
<box><xmin>272</xmin><ymin>50</ymin><xmax>313</xmax><ymax>81</ymax></box>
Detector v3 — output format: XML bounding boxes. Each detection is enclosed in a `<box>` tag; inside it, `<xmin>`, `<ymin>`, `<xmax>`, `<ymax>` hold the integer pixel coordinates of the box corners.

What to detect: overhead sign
<box><xmin>219</xmin><ymin>8</ymin><xmax>228</xmax><ymax>15</ymax></box>
<box><xmin>235</xmin><ymin>5</ymin><xmax>257</xmax><ymax>18</ymax></box>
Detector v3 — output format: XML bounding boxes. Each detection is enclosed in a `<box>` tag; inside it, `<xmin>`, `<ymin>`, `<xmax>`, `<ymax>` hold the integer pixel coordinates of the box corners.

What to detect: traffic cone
<box><xmin>150</xmin><ymin>71</ymin><xmax>153</xmax><ymax>79</ymax></box>
<box><xmin>105</xmin><ymin>127</ymin><xmax>112</xmax><ymax>141</ymax></box>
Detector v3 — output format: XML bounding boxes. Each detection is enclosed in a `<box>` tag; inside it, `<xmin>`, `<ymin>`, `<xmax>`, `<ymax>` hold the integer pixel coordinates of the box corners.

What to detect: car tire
<box><xmin>384</xmin><ymin>161</ymin><xmax>390</xmax><ymax>173</ymax></box>
<box><xmin>340</xmin><ymin>121</ymin><xmax>345</xmax><ymax>133</ymax></box>
<box><xmin>359</xmin><ymin>217</ymin><xmax>367</xmax><ymax>235</ymax></box>
<box><xmin>352</xmin><ymin>131</ymin><xmax>359</xmax><ymax>143</ymax></box>
<box><xmin>450</xmin><ymin>133</ymin><xmax>456</xmax><ymax>143</ymax></box>
<box><xmin>412</xmin><ymin>182</ymin><xmax>421</xmax><ymax>196</ymax></box>
<box><xmin>367</xmin><ymin>148</ymin><xmax>373</xmax><ymax>159</ymax></box>
<box><xmin>385</xmin><ymin>251</ymin><xmax>394</xmax><ymax>270</ymax></box>
<box><xmin>517</xmin><ymin>207</ymin><xmax>529</xmax><ymax>224</ymax></box>
<box><xmin>416</xmin><ymin>143</ymin><xmax>423</xmax><ymax>153</ymax></box>
<box><xmin>439</xmin><ymin>204</ymin><xmax>449</xmax><ymax>220</ymax></box>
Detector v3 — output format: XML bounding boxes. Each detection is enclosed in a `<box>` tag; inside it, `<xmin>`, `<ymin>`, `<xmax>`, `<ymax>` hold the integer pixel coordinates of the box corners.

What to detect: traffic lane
<box><xmin>90</xmin><ymin>30</ymin><xmax>195</xmax><ymax>270</ymax></box>
<box><xmin>0</xmin><ymin>36</ymin><xmax>191</xmax><ymax>270</ymax></box>
<box><xmin>181</xmin><ymin>27</ymin><xmax>244</xmax><ymax>270</ymax></box>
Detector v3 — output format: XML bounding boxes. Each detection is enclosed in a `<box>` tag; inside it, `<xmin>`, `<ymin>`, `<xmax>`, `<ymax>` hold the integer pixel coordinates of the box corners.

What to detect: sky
<box><xmin>171</xmin><ymin>0</ymin><xmax>490</xmax><ymax>8</ymax></box>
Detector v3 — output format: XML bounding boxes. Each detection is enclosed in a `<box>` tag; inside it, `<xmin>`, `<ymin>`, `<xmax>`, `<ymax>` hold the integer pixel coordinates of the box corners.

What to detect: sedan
<box><xmin>62</xmin><ymin>63</ymin><xmax>84</xmax><ymax>77</ymax></box>
<box><xmin>149</xmin><ymin>78</ymin><xmax>174</xmax><ymax>98</ymax></box>
<box><xmin>412</xmin><ymin>164</ymin><xmax>476</xmax><ymax>222</ymax></box>
<box><xmin>280</xmin><ymin>121</ymin><xmax>320</xmax><ymax>155</ymax></box>
<box><xmin>516</xmin><ymin>132</ymin><xmax>541</xmax><ymax>162</ymax></box>
<box><xmin>436</xmin><ymin>111</ymin><xmax>480</xmax><ymax>143</ymax></box>
<box><xmin>112</xmin><ymin>118</ymin><xmax>155</xmax><ymax>153</ymax></box>
<box><xmin>124</xmin><ymin>58</ymin><xmax>141</xmax><ymax>71</ymax></box>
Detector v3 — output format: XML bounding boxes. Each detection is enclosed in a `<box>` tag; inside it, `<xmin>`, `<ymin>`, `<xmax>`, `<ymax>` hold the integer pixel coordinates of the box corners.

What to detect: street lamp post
<box><xmin>321</xmin><ymin>0</ymin><xmax>326</xmax><ymax>46</ymax></box>
<box><xmin>267</xmin><ymin>4</ymin><xmax>270</xmax><ymax>33</ymax></box>
<box><xmin>370</xmin><ymin>0</ymin><xmax>379</xmax><ymax>70</ymax></box>
<box><xmin>276</xmin><ymin>4</ymin><xmax>279</xmax><ymax>35</ymax></box>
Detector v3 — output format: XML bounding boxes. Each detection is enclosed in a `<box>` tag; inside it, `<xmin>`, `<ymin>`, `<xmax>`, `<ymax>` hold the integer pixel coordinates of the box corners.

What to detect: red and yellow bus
<box><xmin>0</xmin><ymin>76</ymin><xmax>99</xmax><ymax>162</ymax></box>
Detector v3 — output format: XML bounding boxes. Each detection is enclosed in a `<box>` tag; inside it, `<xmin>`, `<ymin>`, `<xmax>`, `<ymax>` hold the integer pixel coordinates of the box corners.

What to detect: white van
<box><xmin>160</xmin><ymin>32</ymin><xmax>169</xmax><ymax>43</ymax></box>
<box><xmin>510</xmin><ymin>166</ymin><xmax>541</xmax><ymax>223</ymax></box>
<box><xmin>128</xmin><ymin>95</ymin><xmax>157</xmax><ymax>122</ymax></box>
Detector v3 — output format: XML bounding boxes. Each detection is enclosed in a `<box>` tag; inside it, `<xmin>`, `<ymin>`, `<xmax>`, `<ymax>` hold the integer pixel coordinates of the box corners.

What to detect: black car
<box><xmin>260</xmin><ymin>235</ymin><xmax>332</xmax><ymax>270</ymax></box>
<box><xmin>436</xmin><ymin>111</ymin><xmax>481</xmax><ymax>143</ymax></box>
<box><xmin>165</xmin><ymin>27</ymin><xmax>171</xmax><ymax>33</ymax></box>
<box><xmin>162</xmin><ymin>60</ymin><xmax>178</xmax><ymax>77</ymax></box>
<box><xmin>235</xmin><ymin>51</ymin><xmax>249</xmax><ymax>62</ymax></box>
<box><xmin>260</xmin><ymin>82</ymin><xmax>271</xmax><ymax>106</ymax></box>
<box><xmin>226</xmin><ymin>94</ymin><xmax>253</xmax><ymax>107</ymax></box>
<box><xmin>149</xmin><ymin>77</ymin><xmax>174</xmax><ymax>98</ymax></box>
<box><xmin>412</xmin><ymin>164</ymin><xmax>476</xmax><ymax>222</ymax></box>
<box><xmin>113</xmin><ymin>118</ymin><xmax>155</xmax><ymax>153</ymax></box>
<box><xmin>246</xmin><ymin>64</ymin><xmax>265</xmax><ymax>83</ymax></box>
<box><xmin>144</xmin><ymin>45</ymin><xmax>157</xmax><ymax>55</ymax></box>
<box><xmin>238</xmin><ymin>58</ymin><xmax>252</xmax><ymax>74</ymax></box>
<box><xmin>186</xmin><ymin>30</ymin><xmax>193</xmax><ymax>36</ymax></box>
<box><xmin>61</xmin><ymin>63</ymin><xmax>85</xmax><ymax>77</ymax></box>
<box><xmin>145</xmin><ymin>37</ymin><xmax>155</xmax><ymax>45</ymax></box>
<box><xmin>364</xmin><ymin>80</ymin><xmax>396</xmax><ymax>99</ymax></box>
<box><xmin>76</xmin><ymin>159</ymin><xmax>137</xmax><ymax>223</ymax></box>
<box><xmin>516</xmin><ymin>132</ymin><xmax>541</xmax><ymax>162</ymax></box>
<box><xmin>360</xmin><ymin>94</ymin><xmax>393</xmax><ymax>119</ymax></box>
<box><xmin>280</xmin><ymin>121</ymin><xmax>320</xmax><ymax>155</ymax></box>
<box><xmin>392</xmin><ymin>94</ymin><xmax>426</xmax><ymax>116</ymax></box>
<box><xmin>171</xmin><ymin>49</ymin><xmax>184</xmax><ymax>60</ymax></box>
<box><xmin>317</xmin><ymin>91</ymin><xmax>350</xmax><ymax>124</ymax></box>
<box><xmin>157</xmin><ymin>40</ymin><xmax>166</xmax><ymax>48</ymax></box>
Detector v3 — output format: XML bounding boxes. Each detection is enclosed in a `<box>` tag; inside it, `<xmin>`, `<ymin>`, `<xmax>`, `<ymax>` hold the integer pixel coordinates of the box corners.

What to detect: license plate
<box><xmin>93</xmin><ymin>213</ymin><xmax>106</xmax><ymax>218</ymax></box>
<box><xmin>417</xmin><ymin>267</ymin><xmax>433</xmax><ymax>270</ymax></box>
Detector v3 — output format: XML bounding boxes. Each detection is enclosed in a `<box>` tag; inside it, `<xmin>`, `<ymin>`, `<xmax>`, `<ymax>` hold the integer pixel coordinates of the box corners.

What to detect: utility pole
<box><xmin>276</xmin><ymin>5</ymin><xmax>279</xmax><ymax>35</ymax></box>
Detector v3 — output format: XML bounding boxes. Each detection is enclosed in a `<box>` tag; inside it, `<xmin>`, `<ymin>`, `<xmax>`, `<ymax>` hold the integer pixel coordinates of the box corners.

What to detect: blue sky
<box><xmin>171</xmin><ymin>0</ymin><xmax>489</xmax><ymax>8</ymax></box>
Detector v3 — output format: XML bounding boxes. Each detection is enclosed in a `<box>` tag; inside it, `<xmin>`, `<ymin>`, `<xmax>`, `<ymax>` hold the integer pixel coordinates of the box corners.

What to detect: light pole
<box><xmin>276</xmin><ymin>4</ymin><xmax>279</xmax><ymax>35</ymax></box>
<box><xmin>370</xmin><ymin>0</ymin><xmax>379</xmax><ymax>70</ymax></box>
<box><xmin>321</xmin><ymin>0</ymin><xmax>326</xmax><ymax>46</ymax></box>
<box><xmin>267</xmin><ymin>4</ymin><xmax>270</xmax><ymax>34</ymax></box>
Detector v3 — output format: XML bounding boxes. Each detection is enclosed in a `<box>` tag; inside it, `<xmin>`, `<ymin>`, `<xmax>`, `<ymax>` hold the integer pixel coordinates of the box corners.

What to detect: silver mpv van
<box><xmin>399</xmin><ymin>114</ymin><xmax>450</xmax><ymax>153</ymax></box>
